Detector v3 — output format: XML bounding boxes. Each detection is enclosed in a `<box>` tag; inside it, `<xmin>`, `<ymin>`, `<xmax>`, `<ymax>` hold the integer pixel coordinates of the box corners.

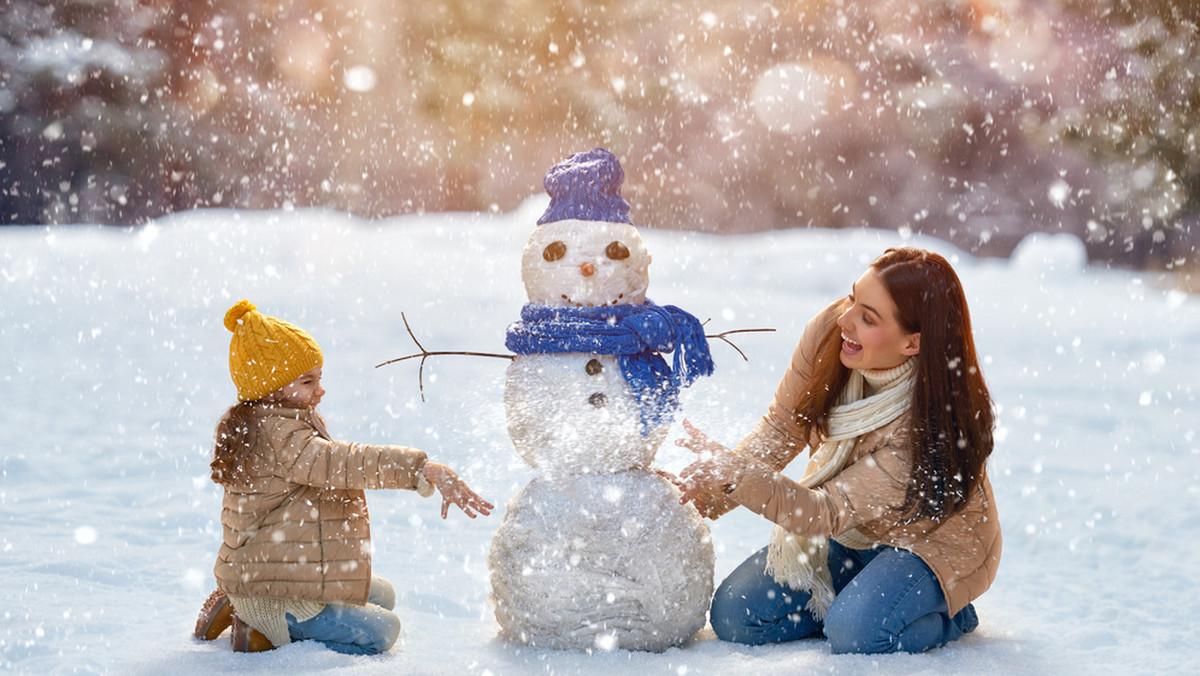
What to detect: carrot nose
<box><xmin>580</xmin><ymin>262</ymin><xmax>595</xmax><ymax>277</ymax></box>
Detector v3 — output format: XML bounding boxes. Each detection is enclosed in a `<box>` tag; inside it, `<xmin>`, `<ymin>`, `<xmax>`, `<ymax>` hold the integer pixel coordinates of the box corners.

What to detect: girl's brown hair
<box><xmin>210</xmin><ymin>402</ymin><xmax>260</xmax><ymax>486</ymax></box>
<box><xmin>794</xmin><ymin>247</ymin><xmax>995</xmax><ymax>521</ymax></box>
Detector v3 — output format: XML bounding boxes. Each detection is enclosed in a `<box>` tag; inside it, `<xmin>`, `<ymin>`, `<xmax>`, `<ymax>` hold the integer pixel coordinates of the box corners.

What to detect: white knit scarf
<box><xmin>763</xmin><ymin>357</ymin><xmax>916</xmax><ymax>619</ymax></box>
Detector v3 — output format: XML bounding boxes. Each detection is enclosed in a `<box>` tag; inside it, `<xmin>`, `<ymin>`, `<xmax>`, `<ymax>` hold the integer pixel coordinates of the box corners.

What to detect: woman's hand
<box><xmin>656</xmin><ymin>465</ymin><xmax>737</xmax><ymax>520</ymax></box>
<box><xmin>421</xmin><ymin>462</ymin><xmax>494</xmax><ymax>519</ymax></box>
<box><xmin>675</xmin><ymin>419</ymin><xmax>758</xmax><ymax>505</ymax></box>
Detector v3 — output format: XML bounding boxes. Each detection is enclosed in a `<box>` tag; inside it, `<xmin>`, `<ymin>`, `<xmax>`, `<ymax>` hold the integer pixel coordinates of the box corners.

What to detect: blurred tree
<box><xmin>1</xmin><ymin>0</ymin><xmax>1195</xmax><ymax>269</ymax></box>
<box><xmin>0</xmin><ymin>0</ymin><xmax>309</xmax><ymax>223</ymax></box>
<box><xmin>1045</xmin><ymin>0</ymin><xmax>1200</xmax><ymax>268</ymax></box>
<box><xmin>0</xmin><ymin>0</ymin><xmax>169</xmax><ymax>223</ymax></box>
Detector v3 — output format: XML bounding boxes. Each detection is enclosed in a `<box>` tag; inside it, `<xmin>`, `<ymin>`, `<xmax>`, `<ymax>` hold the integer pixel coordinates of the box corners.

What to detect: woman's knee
<box><xmin>709</xmin><ymin>579</ymin><xmax>753</xmax><ymax>643</ymax></box>
<box><xmin>824</xmin><ymin>599</ymin><xmax>889</xmax><ymax>654</ymax></box>
<box><xmin>710</xmin><ymin>575</ymin><xmax>820</xmax><ymax>645</ymax></box>
<box><xmin>711</xmin><ymin>599</ymin><xmax>806</xmax><ymax>646</ymax></box>
<box><xmin>825</xmin><ymin>600</ymin><xmax>966</xmax><ymax>654</ymax></box>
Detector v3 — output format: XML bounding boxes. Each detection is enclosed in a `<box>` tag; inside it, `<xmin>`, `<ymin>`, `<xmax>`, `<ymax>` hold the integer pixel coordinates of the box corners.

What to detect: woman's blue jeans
<box><xmin>286</xmin><ymin>575</ymin><xmax>402</xmax><ymax>655</ymax></box>
<box><xmin>710</xmin><ymin>542</ymin><xmax>978</xmax><ymax>654</ymax></box>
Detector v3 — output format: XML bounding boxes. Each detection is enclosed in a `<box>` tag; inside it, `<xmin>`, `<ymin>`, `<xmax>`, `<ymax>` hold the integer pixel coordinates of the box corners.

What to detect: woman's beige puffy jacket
<box><xmin>724</xmin><ymin>302</ymin><xmax>1001</xmax><ymax>616</ymax></box>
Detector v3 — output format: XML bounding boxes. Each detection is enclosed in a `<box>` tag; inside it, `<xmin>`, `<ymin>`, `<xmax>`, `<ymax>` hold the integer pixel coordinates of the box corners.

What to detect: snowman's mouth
<box><xmin>561</xmin><ymin>293</ymin><xmax>626</xmax><ymax>308</ymax></box>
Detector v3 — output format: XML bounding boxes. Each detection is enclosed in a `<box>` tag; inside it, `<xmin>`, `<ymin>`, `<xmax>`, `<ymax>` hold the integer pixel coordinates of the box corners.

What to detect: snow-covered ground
<box><xmin>2</xmin><ymin>200</ymin><xmax>1196</xmax><ymax>675</ymax></box>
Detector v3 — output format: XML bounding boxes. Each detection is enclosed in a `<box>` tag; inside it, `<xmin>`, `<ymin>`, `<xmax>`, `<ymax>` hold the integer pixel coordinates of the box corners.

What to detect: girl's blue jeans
<box><xmin>287</xmin><ymin>575</ymin><xmax>401</xmax><ymax>655</ymax></box>
<box><xmin>710</xmin><ymin>542</ymin><xmax>978</xmax><ymax>653</ymax></box>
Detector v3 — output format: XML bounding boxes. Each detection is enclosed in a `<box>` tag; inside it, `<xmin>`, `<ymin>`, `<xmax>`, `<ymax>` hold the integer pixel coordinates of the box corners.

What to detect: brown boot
<box><xmin>193</xmin><ymin>589</ymin><xmax>233</xmax><ymax>641</ymax></box>
<box><xmin>230</xmin><ymin>614</ymin><xmax>276</xmax><ymax>653</ymax></box>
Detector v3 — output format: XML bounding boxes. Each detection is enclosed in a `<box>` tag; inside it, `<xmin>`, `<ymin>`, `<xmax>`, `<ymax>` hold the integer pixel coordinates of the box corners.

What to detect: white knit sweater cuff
<box><xmin>416</xmin><ymin>471</ymin><xmax>435</xmax><ymax>498</ymax></box>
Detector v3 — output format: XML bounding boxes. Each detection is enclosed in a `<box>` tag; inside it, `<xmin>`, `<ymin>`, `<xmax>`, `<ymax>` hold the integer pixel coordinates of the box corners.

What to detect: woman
<box><xmin>675</xmin><ymin>247</ymin><xmax>1000</xmax><ymax>654</ymax></box>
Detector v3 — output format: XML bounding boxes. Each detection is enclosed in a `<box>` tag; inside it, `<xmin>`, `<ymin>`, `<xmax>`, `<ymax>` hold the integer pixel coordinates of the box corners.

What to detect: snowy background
<box><xmin>2</xmin><ymin>199</ymin><xmax>1197</xmax><ymax>674</ymax></box>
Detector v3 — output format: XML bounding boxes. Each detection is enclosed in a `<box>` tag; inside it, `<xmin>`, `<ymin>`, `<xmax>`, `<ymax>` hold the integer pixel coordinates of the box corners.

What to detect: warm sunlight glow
<box><xmin>276</xmin><ymin>21</ymin><xmax>332</xmax><ymax>93</ymax></box>
<box><xmin>981</xmin><ymin>5</ymin><xmax>1059</xmax><ymax>84</ymax></box>
<box><xmin>750</xmin><ymin>60</ymin><xmax>856</xmax><ymax>134</ymax></box>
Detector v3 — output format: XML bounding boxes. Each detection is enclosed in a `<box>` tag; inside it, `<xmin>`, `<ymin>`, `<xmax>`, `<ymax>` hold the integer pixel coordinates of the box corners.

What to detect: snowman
<box><xmin>488</xmin><ymin>148</ymin><xmax>716</xmax><ymax>652</ymax></box>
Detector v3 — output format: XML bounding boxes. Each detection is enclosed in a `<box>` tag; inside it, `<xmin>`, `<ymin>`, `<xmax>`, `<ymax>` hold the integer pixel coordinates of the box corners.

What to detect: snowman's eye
<box><xmin>605</xmin><ymin>241</ymin><xmax>630</xmax><ymax>260</ymax></box>
<box><xmin>585</xmin><ymin>359</ymin><xmax>603</xmax><ymax>376</ymax></box>
<box><xmin>543</xmin><ymin>241</ymin><xmax>567</xmax><ymax>262</ymax></box>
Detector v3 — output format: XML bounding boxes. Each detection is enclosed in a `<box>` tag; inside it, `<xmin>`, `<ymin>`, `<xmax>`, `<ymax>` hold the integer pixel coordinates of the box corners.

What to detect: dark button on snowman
<box><xmin>489</xmin><ymin>148</ymin><xmax>716</xmax><ymax>652</ymax></box>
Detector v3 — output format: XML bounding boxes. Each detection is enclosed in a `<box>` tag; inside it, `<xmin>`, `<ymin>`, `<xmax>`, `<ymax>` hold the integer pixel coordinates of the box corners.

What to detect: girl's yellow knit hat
<box><xmin>224</xmin><ymin>300</ymin><xmax>323</xmax><ymax>401</ymax></box>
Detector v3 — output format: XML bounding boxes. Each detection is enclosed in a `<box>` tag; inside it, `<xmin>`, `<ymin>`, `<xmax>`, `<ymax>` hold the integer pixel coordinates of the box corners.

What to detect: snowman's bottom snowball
<box><xmin>488</xmin><ymin>471</ymin><xmax>715</xmax><ymax>652</ymax></box>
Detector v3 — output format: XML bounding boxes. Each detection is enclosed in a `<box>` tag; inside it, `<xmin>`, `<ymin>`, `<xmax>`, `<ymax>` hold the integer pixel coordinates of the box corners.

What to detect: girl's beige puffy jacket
<box><xmin>724</xmin><ymin>302</ymin><xmax>1001</xmax><ymax>616</ymax></box>
<box><xmin>214</xmin><ymin>403</ymin><xmax>427</xmax><ymax>606</ymax></box>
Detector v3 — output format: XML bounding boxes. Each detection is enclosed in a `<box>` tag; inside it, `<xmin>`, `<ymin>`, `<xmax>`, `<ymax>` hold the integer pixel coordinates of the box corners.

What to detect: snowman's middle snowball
<box><xmin>504</xmin><ymin>352</ymin><xmax>666</xmax><ymax>475</ymax></box>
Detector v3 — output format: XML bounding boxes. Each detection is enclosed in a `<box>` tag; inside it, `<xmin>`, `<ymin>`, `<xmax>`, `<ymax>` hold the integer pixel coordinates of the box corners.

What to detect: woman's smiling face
<box><xmin>836</xmin><ymin>269</ymin><xmax>921</xmax><ymax>371</ymax></box>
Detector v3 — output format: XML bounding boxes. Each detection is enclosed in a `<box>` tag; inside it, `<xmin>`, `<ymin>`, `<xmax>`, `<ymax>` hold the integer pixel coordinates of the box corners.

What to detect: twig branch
<box><xmin>704</xmin><ymin>327</ymin><xmax>776</xmax><ymax>361</ymax></box>
<box><xmin>379</xmin><ymin>314</ymin><xmax>775</xmax><ymax>401</ymax></box>
<box><xmin>375</xmin><ymin>313</ymin><xmax>513</xmax><ymax>401</ymax></box>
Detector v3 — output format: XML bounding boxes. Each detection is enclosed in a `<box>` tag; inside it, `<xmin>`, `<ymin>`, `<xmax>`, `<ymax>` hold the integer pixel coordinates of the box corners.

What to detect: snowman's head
<box><xmin>524</xmin><ymin>148</ymin><xmax>652</xmax><ymax>308</ymax></box>
<box><xmin>521</xmin><ymin>219</ymin><xmax>651</xmax><ymax>307</ymax></box>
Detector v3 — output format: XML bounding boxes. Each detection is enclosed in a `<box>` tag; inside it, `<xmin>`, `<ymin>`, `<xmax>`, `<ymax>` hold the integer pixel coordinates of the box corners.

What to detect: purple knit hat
<box><xmin>537</xmin><ymin>148</ymin><xmax>633</xmax><ymax>225</ymax></box>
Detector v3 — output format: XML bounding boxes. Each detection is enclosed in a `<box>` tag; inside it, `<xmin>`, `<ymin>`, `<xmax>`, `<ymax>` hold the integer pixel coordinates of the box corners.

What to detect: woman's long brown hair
<box><xmin>793</xmin><ymin>247</ymin><xmax>995</xmax><ymax>521</ymax></box>
<box><xmin>210</xmin><ymin>401</ymin><xmax>260</xmax><ymax>486</ymax></box>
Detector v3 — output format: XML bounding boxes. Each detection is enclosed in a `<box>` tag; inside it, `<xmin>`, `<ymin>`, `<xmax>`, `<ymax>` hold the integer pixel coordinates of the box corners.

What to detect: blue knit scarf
<box><xmin>505</xmin><ymin>301</ymin><xmax>715</xmax><ymax>434</ymax></box>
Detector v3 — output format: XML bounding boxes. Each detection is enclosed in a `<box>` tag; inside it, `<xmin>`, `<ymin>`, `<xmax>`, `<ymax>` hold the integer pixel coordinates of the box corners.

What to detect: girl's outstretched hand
<box><xmin>675</xmin><ymin>419</ymin><xmax>757</xmax><ymax>505</ymax></box>
<box><xmin>421</xmin><ymin>462</ymin><xmax>494</xmax><ymax>519</ymax></box>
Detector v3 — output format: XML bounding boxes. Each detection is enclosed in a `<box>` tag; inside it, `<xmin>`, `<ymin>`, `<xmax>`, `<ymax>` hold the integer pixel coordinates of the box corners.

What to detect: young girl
<box><xmin>674</xmin><ymin>247</ymin><xmax>1000</xmax><ymax>654</ymax></box>
<box><xmin>193</xmin><ymin>300</ymin><xmax>493</xmax><ymax>654</ymax></box>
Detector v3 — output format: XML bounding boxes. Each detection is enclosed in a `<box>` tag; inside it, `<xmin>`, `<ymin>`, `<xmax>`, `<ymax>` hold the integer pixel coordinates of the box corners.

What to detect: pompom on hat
<box><xmin>537</xmin><ymin>147</ymin><xmax>633</xmax><ymax>226</ymax></box>
<box><xmin>224</xmin><ymin>300</ymin><xmax>323</xmax><ymax>402</ymax></box>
